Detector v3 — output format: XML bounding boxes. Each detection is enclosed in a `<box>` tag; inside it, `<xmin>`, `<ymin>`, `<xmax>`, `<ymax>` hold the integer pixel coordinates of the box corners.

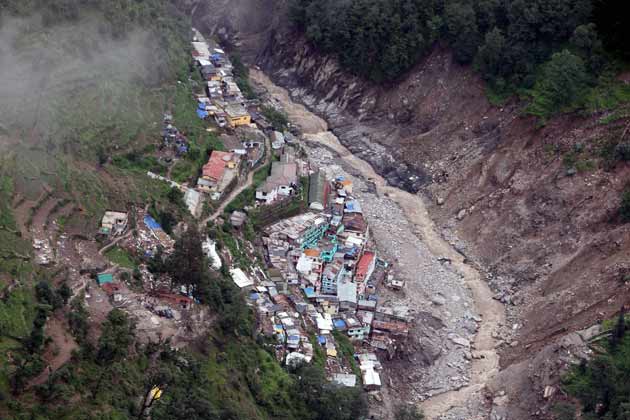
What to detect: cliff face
<box><xmin>193</xmin><ymin>2</ymin><xmax>630</xmax><ymax>418</ymax></box>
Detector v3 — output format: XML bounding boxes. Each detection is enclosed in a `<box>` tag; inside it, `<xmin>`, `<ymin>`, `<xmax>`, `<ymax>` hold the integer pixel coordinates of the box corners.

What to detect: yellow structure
<box><xmin>225</xmin><ymin>104</ymin><xmax>251</xmax><ymax>127</ymax></box>
<box><xmin>149</xmin><ymin>386</ymin><xmax>163</xmax><ymax>401</ymax></box>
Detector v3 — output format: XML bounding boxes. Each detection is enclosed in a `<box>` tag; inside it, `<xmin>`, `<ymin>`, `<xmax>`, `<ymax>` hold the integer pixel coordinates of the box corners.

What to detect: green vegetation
<box><xmin>0</xmin><ymin>175</ymin><xmax>31</xmax><ymax>276</ymax></box>
<box><xmin>224</xmin><ymin>163</ymin><xmax>271</xmax><ymax>215</ymax></box>
<box><xmin>232</xmin><ymin>54</ymin><xmax>258</xmax><ymax>100</ymax></box>
<box><xmin>112</xmin><ymin>151</ymin><xmax>166</xmax><ymax>175</ymax></box>
<box><xmin>261</xmin><ymin>106</ymin><xmax>289</xmax><ymax>131</ymax></box>
<box><xmin>395</xmin><ymin>405</ymin><xmax>425</xmax><ymax>420</ymax></box>
<box><xmin>526</xmin><ymin>50</ymin><xmax>590</xmax><ymax>119</ymax></box>
<box><xmin>332</xmin><ymin>330</ymin><xmax>361</xmax><ymax>379</ymax></box>
<box><xmin>169</xmin><ymin>82</ymin><xmax>225</xmax><ymax>182</ymax></box>
<box><xmin>104</xmin><ymin>246</ymin><xmax>137</xmax><ymax>269</ymax></box>
<box><xmin>562</xmin><ymin>310</ymin><xmax>630</xmax><ymax>419</ymax></box>
<box><xmin>290</xmin><ymin>0</ymin><xmax>630</xmax><ymax>117</ymax></box>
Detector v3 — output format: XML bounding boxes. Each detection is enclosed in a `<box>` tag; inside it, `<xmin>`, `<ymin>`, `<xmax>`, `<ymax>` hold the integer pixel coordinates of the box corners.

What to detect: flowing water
<box><xmin>250</xmin><ymin>69</ymin><xmax>506</xmax><ymax>419</ymax></box>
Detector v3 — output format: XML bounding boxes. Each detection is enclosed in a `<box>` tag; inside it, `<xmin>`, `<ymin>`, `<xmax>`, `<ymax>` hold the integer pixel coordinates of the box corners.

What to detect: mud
<box><xmin>251</xmin><ymin>69</ymin><xmax>506</xmax><ymax>419</ymax></box>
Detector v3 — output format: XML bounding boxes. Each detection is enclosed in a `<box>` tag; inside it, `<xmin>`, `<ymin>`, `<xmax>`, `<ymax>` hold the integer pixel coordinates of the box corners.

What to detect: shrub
<box><xmin>620</xmin><ymin>187</ymin><xmax>630</xmax><ymax>222</ymax></box>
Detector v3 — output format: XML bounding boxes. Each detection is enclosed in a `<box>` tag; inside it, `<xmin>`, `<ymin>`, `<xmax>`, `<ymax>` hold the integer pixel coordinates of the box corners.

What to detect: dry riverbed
<box><xmin>251</xmin><ymin>70</ymin><xmax>506</xmax><ymax>420</ymax></box>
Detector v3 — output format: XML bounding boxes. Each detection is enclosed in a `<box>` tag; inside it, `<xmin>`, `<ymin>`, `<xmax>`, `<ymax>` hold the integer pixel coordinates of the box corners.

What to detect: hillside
<box><xmin>0</xmin><ymin>2</ymin><xmax>365</xmax><ymax>419</ymax></box>
<box><xmin>1</xmin><ymin>0</ymin><xmax>630</xmax><ymax>419</ymax></box>
<box><xmin>193</xmin><ymin>0</ymin><xmax>630</xmax><ymax>418</ymax></box>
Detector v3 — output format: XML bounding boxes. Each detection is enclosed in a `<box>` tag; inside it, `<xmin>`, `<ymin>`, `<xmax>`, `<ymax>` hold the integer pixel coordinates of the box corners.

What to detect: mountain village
<box><xmin>79</xmin><ymin>28</ymin><xmax>414</xmax><ymax>392</ymax></box>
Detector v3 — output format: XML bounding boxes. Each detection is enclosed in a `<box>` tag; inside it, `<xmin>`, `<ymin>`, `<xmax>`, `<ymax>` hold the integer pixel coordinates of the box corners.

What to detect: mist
<box><xmin>0</xmin><ymin>14</ymin><xmax>161</xmax><ymax>138</ymax></box>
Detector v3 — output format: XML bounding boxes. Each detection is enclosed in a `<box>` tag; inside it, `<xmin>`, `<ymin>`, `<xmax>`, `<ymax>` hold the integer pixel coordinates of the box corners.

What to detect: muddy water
<box><xmin>251</xmin><ymin>69</ymin><xmax>506</xmax><ymax>419</ymax></box>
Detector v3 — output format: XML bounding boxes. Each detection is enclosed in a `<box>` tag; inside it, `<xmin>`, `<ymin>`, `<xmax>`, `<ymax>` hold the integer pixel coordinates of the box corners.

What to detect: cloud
<box><xmin>0</xmin><ymin>14</ymin><xmax>159</xmax><ymax>137</ymax></box>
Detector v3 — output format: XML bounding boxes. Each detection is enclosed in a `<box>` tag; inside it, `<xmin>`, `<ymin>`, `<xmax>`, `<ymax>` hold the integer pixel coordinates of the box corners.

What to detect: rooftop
<box><xmin>265</xmin><ymin>213</ymin><xmax>326</xmax><ymax>242</ymax></box>
<box><xmin>356</xmin><ymin>251</ymin><xmax>375</xmax><ymax>278</ymax></box>
<box><xmin>225</xmin><ymin>103</ymin><xmax>248</xmax><ymax>118</ymax></box>
<box><xmin>342</xmin><ymin>213</ymin><xmax>368</xmax><ymax>234</ymax></box>
<box><xmin>259</xmin><ymin>161</ymin><xmax>298</xmax><ymax>193</ymax></box>
<box><xmin>202</xmin><ymin>151</ymin><xmax>232</xmax><ymax>182</ymax></box>
<box><xmin>230</xmin><ymin>268</ymin><xmax>254</xmax><ymax>288</ymax></box>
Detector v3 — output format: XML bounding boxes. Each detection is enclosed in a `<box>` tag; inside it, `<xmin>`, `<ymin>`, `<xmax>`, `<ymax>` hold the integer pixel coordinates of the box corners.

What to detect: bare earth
<box><xmin>251</xmin><ymin>69</ymin><xmax>506</xmax><ymax>419</ymax></box>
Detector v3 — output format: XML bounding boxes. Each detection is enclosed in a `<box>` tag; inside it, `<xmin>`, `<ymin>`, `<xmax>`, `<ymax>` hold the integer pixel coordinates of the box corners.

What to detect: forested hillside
<box><xmin>289</xmin><ymin>0</ymin><xmax>630</xmax><ymax>117</ymax></box>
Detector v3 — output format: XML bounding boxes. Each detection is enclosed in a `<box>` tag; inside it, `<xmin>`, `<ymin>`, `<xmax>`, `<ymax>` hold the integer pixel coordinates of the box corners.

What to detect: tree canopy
<box><xmin>289</xmin><ymin>0</ymin><xmax>627</xmax><ymax>97</ymax></box>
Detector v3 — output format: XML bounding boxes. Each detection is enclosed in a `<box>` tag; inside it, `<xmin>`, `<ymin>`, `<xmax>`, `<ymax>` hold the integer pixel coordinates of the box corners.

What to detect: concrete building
<box><xmin>225</xmin><ymin>103</ymin><xmax>251</xmax><ymax>127</ymax></box>
<box><xmin>338</xmin><ymin>279</ymin><xmax>358</xmax><ymax>311</ymax></box>
<box><xmin>355</xmin><ymin>251</ymin><xmax>376</xmax><ymax>283</ymax></box>
<box><xmin>230</xmin><ymin>268</ymin><xmax>254</xmax><ymax>289</ymax></box>
<box><xmin>100</xmin><ymin>211</ymin><xmax>128</xmax><ymax>236</ymax></box>
<box><xmin>256</xmin><ymin>161</ymin><xmax>298</xmax><ymax>204</ymax></box>
<box><xmin>308</xmin><ymin>170</ymin><xmax>330</xmax><ymax>211</ymax></box>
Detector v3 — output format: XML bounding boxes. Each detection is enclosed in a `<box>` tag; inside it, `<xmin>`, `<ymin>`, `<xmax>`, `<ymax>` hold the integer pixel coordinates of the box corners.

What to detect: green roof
<box><xmin>308</xmin><ymin>171</ymin><xmax>327</xmax><ymax>205</ymax></box>
<box><xmin>97</xmin><ymin>273</ymin><xmax>114</xmax><ymax>285</ymax></box>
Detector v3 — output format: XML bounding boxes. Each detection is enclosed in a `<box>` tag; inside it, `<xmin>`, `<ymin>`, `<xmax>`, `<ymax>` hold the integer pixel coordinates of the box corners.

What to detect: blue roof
<box><xmin>196</xmin><ymin>109</ymin><xmax>209</xmax><ymax>119</ymax></box>
<box><xmin>303</xmin><ymin>287</ymin><xmax>316</xmax><ymax>298</ymax></box>
<box><xmin>334</xmin><ymin>319</ymin><xmax>347</xmax><ymax>329</ymax></box>
<box><xmin>144</xmin><ymin>216</ymin><xmax>162</xmax><ymax>230</ymax></box>
<box><xmin>345</xmin><ymin>200</ymin><xmax>362</xmax><ymax>213</ymax></box>
<box><xmin>249</xmin><ymin>292</ymin><xmax>260</xmax><ymax>300</ymax></box>
<box><xmin>318</xmin><ymin>335</ymin><xmax>327</xmax><ymax>345</ymax></box>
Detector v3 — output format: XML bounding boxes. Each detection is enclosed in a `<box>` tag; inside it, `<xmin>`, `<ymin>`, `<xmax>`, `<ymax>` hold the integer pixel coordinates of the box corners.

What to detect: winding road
<box><xmin>250</xmin><ymin>69</ymin><xmax>506</xmax><ymax>419</ymax></box>
<box><xmin>199</xmin><ymin>131</ymin><xmax>272</xmax><ymax>228</ymax></box>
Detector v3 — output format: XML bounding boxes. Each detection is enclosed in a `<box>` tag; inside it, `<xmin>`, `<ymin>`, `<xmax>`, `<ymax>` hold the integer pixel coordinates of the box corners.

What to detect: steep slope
<box><xmin>192</xmin><ymin>2</ymin><xmax>630</xmax><ymax>417</ymax></box>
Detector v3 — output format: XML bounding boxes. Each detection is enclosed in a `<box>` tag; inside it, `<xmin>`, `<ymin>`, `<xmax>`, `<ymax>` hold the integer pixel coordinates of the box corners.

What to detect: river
<box><xmin>250</xmin><ymin>69</ymin><xmax>506</xmax><ymax>420</ymax></box>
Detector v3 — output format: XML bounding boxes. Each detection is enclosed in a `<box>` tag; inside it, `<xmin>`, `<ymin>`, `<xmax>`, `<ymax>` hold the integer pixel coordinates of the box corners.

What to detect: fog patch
<box><xmin>0</xmin><ymin>15</ymin><xmax>160</xmax><ymax>137</ymax></box>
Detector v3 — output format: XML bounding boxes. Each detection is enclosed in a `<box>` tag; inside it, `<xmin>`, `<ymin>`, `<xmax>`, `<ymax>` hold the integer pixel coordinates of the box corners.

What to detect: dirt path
<box><xmin>98</xmin><ymin>230</ymin><xmax>133</xmax><ymax>255</ymax></box>
<box><xmin>199</xmin><ymin>131</ymin><xmax>272</xmax><ymax>227</ymax></box>
<box><xmin>251</xmin><ymin>69</ymin><xmax>506</xmax><ymax>419</ymax></box>
<box><xmin>29</xmin><ymin>315</ymin><xmax>78</xmax><ymax>387</ymax></box>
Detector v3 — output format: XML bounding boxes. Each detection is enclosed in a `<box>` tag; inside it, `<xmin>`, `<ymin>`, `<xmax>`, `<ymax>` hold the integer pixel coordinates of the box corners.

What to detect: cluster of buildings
<box><xmin>247</xmin><ymin>173</ymin><xmax>410</xmax><ymax>389</ymax></box>
<box><xmin>191</xmin><ymin>29</ymin><xmax>251</xmax><ymax>129</ymax></box>
<box><xmin>190</xmin><ymin>29</ymin><xmax>277</xmax><ymax>200</ymax></box>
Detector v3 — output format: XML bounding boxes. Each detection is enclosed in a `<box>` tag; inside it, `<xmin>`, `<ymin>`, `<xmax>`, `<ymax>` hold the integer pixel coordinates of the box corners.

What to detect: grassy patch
<box><xmin>170</xmin><ymin>160</ymin><xmax>196</xmax><ymax>183</ymax></box>
<box><xmin>584</xmin><ymin>71</ymin><xmax>630</xmax><ymax>113</ymax></box>
<box><xmin>309</xmin><ymin>334</ymin><xmax>326</xmax><ymax>369</ymax></box>
<box><xmin>104</xmin><ymin>246</ymin><xmax>137</xmax><ymax>269</ymax></box>
<box><xmin>0</xmin><ymin>175</ymin><xmax>32</xmax><ymax>276</ymax></box>
<box><xmin>332</xmin><ymin>330</ymin><xmax>361</xmax><ymax>379</ymax></box>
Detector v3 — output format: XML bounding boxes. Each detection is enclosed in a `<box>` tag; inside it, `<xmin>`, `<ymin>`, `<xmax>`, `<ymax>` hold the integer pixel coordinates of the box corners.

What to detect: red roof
<box><xmin>356</xmin><ymin>251</ymin><xmax>375</xmax><ymax>278</ymax></box>
<box><xmin>202</xmin><ymin>151</ymin><xmax>232</xmax><ymax>182</ymax></box>
<box><xmin>102</xmin><ymin>282</ymin><xmax>122</xmax><ymax>295</ymax></box>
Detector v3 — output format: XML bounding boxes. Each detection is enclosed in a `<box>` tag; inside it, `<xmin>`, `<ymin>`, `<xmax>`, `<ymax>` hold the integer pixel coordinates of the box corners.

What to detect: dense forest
<box><xmin>289</xmin><ymin>0</ymin><xmax>630</xmax><ymax>116</ymax></box>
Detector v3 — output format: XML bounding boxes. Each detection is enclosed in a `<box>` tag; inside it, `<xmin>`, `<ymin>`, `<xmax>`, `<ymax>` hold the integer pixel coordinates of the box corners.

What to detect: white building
<box><xmin>256</xmin><ymin>161</ymin><xmax>298</xmax><ymax>204</ymax></box>
<box><xmin>230</xmin><ymin>268</ymin><xmax>254</xmax><ymax>289</ymax></box>
<box><xmin>202</xmin><ymin>238</ymin><xmax>222</xmax><ymax>270</ymax></box>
